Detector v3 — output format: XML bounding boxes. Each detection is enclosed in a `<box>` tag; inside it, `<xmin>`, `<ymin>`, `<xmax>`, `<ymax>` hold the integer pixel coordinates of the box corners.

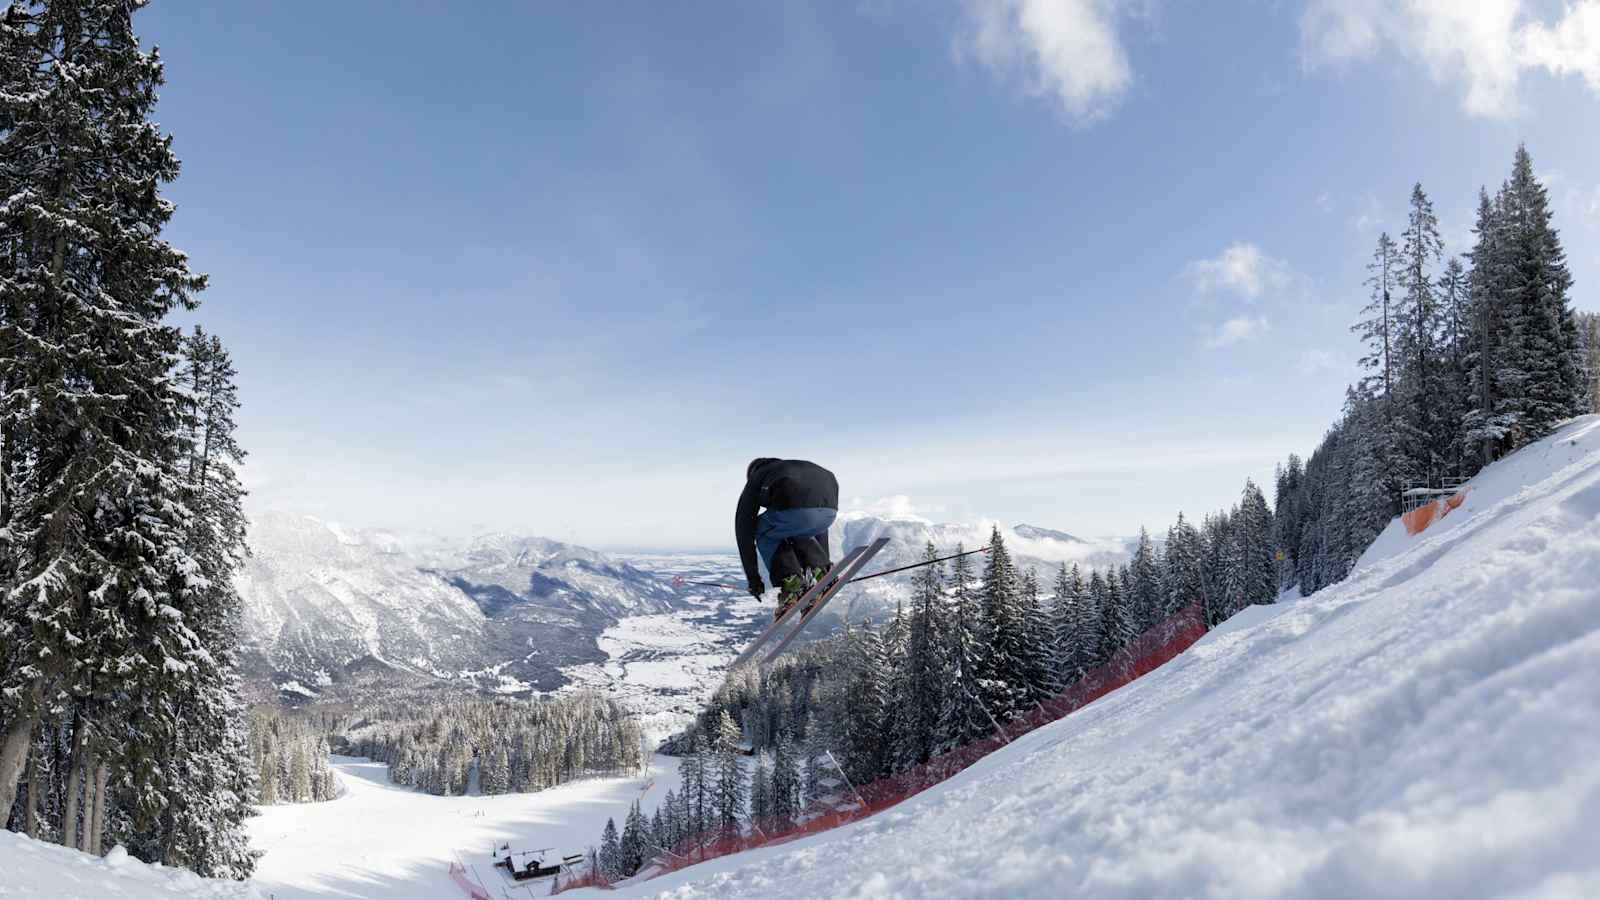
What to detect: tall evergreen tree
<box><xmin>0</xmin><ymin>1</ymin><xmax>252</xmax><ymax>873</ymax></box>
<box><xmin>1355</xmin><ymin>232</ymin><xmax>1400</xmax><ymax>400</ymax></box>
<box><xmin>1017</xmin><ymin>567</ymin><xmax>1055</xmax><ymax>702</ymax></box>
<box><xmin>977</xmin><ymin>528</ymin><xmax>1027</xmax><ymax>721</ymax></box>
<box><xmin>1163</xmin><ymin>513</ymin><xmax>1204</xmax><ymax>615</ymax></box>
<box><xmin>1500</xmin><ymin>145</ymin><xmax>1583</xmax><ymax>442</ymax></box>
<box><xmin>598</xmin><ymin>817</ymin><xmax>621</xmax><ymax>880</ymax></box>
<box><xmin>1394</xmin><ymin>182</ymin><xmax>1446</xmax><ymax>482</ymax></box>
<box><xmin>897</xmin><ymin>544</ymin><xmax>947</xmax><ymax>768</ymax></box>
<box><xmin>938</xmin><ymin>546</ymin><xmax>991</xmax><ymax>748</ymax></box>
<box><xmin>769</xmin><ymin>735</ymin><xmax>800</xmax><ymax>830</ymax></box>
<box><xmin>710</xmin><ymin>711</ymin><xmax>746</xmax><ymax>836</ymax></box>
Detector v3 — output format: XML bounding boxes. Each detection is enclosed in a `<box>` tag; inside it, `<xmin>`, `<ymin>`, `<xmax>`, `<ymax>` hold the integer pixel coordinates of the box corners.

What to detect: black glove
<box><xmin>748</xmin><ymin>578</ymin><xmax>765</xmax><ymax>599</ymax></box>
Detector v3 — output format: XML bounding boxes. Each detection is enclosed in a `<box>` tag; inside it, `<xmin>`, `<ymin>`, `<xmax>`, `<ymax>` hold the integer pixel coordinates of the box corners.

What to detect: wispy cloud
<box><xmin>1349</xmin><ymin>191</ymin><xmax>1386</xmax><ymax>235</ymax></box>
<box><xmin>1296</xmin><ymin>348</ymin><xmax>1344</xmax><ymax>375</ymax></box>
<box><xmin>1205</xmin><ymin>316</ymin><xmax>1271</xmax><ymax>348</ymax></box>
<box><xmin>956</xmin><ymin>0</ymin><xmax>1136</xmax><ymax>123</ymax></box>
<box><xmin>1301</xmin><ymin>0</ymin><xmax>1600</xmax><ymax>118</ymax></box>
<box><xmin>1184</xmin><ymin>242</ymin><xmax>1302</xmax><ymax>300</ymax></box>
<box><xmin>845</xmin><ymin>494</ymin><xmax>941</xmax><ymax>523</ymax></box>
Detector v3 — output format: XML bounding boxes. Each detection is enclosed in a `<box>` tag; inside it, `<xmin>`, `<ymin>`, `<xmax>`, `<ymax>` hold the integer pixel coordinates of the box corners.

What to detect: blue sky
<box><xmin>140</xmin><ymin>1</ymin><xmax>1600</xmax><ymax>549</ymax></box>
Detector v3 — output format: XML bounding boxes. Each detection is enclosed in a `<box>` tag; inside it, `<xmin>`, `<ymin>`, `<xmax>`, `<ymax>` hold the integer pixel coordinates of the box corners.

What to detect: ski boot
<box><xmin>773</xmin><ymin>566</ymin><xmax>830</xmax><ymax>620</ymax></box>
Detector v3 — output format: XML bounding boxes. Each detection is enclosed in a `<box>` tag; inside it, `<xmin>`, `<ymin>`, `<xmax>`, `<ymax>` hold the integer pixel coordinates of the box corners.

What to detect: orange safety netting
<box><xmin>561</xmin><ymin>602</ymin><xmax>1209</xmax><ymax>893</ymax></box>
<box><xmin>1402</xmin><ymin>489</ymin><xmax>1469</xmax><ymax>536</ymax></box>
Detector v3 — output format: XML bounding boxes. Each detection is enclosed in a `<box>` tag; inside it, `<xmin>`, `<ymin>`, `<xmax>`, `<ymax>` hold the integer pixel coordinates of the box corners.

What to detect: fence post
<box><xmin>823</xmin><ymin>750</ymin><xmax>868</xmax><ymax>810</ymax></box>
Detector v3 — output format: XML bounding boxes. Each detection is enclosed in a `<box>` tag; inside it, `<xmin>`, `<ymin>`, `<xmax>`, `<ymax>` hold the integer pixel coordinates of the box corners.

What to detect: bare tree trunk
<box><xmin>23</xmin><ymin>732</ymin><xmax>40</xmax><ymax>838</ymax></box>
<box><xmin>61</xmin><ymin>712</ymin><xmax>85</xmax><ymax>850</ymax></box>
<box><xmin>88</xmin><ymin>759</ymin><xmax>107</xmax><ymax>856</ymax></box>
<box><xmin>0</xmin><ymin>687</ymin><xmax>42</xmax><ymax>826</ymax></box>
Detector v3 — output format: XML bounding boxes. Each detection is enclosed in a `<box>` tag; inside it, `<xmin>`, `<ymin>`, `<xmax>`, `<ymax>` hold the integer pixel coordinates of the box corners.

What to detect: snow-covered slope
<box><xmin>611</xmin><ymin>416</ymin><xmax>1600</xmax><ymax>899</ymax></box>
<box><xmin>238</xmin><ymin>512</ymin><xmax>677</xmax><ymax>697</ymax></box>
<box><xmin>0</xmin><ymin>832</ymin><xmax>262</xmax><ymax>900</ymax></box>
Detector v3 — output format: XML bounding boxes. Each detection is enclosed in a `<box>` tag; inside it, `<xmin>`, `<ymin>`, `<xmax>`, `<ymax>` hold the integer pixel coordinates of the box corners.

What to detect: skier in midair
<box><xmin>735</xmin><ymin>458</ymin><xmax>839</xmax><ymax>618</ymax></box>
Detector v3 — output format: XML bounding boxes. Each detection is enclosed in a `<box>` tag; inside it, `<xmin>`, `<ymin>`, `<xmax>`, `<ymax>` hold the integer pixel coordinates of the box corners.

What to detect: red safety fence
<box><xmin>448</xmin><ymin>861</ymin><xmax>491</xmax><ymax>900</ymax></box>
<box><xmin>561</xmin><ymin>602</ymin><xmax>1209</xmax><ymax>893</ymax></box>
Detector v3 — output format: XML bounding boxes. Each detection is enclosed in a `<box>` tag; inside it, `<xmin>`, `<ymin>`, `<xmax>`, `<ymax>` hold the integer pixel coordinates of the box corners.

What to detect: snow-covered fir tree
<box><xmin>0</xmin><ymin>0</ymin><xmax>256</xmax><ymax>876</ymax></box>
<box><xmin>711</xmin><ymin>710</ymin><xmax>746</xmax><ymax>836</ymax></box>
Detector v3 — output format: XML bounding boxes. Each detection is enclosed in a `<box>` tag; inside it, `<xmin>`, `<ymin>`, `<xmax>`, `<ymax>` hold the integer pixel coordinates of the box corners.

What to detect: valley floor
<box><xmin>249</xmin><ymin>754</ymin><xmax>681</xmax><ymax>900</ymax></box>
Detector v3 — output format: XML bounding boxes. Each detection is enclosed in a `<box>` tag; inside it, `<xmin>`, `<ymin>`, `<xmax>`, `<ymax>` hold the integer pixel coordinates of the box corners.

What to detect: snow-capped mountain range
<box><xmin>236</xmin><ymin>510</ymin><xmax>1132</xmax><ymax>701</ymax></box>
<box><xmin>834</xmin><ymin>514</ymin><xmax>1133</xmax><ymax>573</ymax></box>
<box><xmin>237</xmin><ymin>511</ymin><xmax>677</xmax><ymax>699</ymax></box>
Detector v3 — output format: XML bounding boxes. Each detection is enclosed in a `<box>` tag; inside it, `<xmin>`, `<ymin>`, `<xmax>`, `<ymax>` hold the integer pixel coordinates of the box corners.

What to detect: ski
<box><xmin>762</xmin><ymin>536</ymin><xmax>890</xmax><ymax>665</ymax></box>
<box><xmin>728</xmin><ymin>544</ymin><xmax>867</xmax><ymax>670</ymax></box>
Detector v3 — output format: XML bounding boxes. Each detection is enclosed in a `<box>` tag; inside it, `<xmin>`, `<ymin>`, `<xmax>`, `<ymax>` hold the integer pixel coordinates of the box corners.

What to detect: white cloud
<box><xmin>1184</xmin><ymin>242</ymin><xmax>1301</xmax><ymax>300</ymax></box>
<box><xmin>845</xmin><ymin>494</ymin><xmax>940</xmax><ymax>523</ymax></box>
<box><xmin>1301</xmin><ymin>0</ymin><xmax>1600</xmax><ymax>118</ymax></box>
<box><xmin>957</xmin><ymin>0</ymin><xmax>1134</xmax><ymax>122</ymax></box>
<box><xmin>1521</xmin><ymin>0</ymin><xmax>1600</xmax><ymax>92</ymax></box>
<box><xmin>1315</xmin><ymin>191</ymin><xmax>1335</xmax><ymax>213</ymax></box>
<box><xmin>1205</xmin><ymin>316</ymin><xmax>1271</xmax><ymax>348</ymax></box>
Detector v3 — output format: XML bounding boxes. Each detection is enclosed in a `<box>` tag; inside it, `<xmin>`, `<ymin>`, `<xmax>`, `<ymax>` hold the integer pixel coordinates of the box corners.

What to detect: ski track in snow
<box><xmin>247</xmin><ymin>755</ymin><xmax>683</xmax><ymax>900</ymax></box>
<box><xmin>597</xmin><ymin>416</ymin><xmax>1600</xmax><ymax>899</ymax></box>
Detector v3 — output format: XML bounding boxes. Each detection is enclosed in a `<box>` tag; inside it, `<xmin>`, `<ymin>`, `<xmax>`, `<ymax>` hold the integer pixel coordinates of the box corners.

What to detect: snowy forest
<box><xmin>1271</xmin><ymin>147</ymin><xmax>1597</xmax><ymax>595</ymax></box>
<box><xmin>342</xmin><ymin>692</ymin><xmax>645</xmax><ymax>797</ymax></box>
<box><xmin>591</xmin><ymin>524</ymin><xmax>1235</xmax><ymax>882</ymax></box>
<box><xmin>588</xmin><ymin>143</ymin><xmax>1598</xmax><ymax>882</ymax></box>
<box><xmin>248</xmin><ymin>709</ymin><xmax>340</xmax><ymax>806</ymax></box>
<box><xmin>0</xmin><ymin>0</ymin><xmax>258</xmax><ymax>879</ymax></box>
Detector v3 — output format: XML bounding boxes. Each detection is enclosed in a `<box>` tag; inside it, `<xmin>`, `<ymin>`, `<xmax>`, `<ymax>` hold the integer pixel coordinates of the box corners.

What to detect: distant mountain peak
<box><xmin>1013</xmin><ymin>523</ymin><xmax>1087</xmax><ymax>544</ymax></box>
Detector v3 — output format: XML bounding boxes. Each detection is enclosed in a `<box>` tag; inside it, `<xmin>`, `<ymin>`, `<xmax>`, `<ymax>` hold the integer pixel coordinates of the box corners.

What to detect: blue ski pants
<box><xmin>755</xmin><ymin>507</ymin><xmax>837</xmax><ymax>581</ymax></box>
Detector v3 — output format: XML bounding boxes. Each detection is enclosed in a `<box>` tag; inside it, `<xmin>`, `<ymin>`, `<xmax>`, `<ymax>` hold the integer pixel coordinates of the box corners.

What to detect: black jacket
<box><xmin>735</xmin><ymin>459</ymin><xmax>839</xmax><ymax>589</ymax></box>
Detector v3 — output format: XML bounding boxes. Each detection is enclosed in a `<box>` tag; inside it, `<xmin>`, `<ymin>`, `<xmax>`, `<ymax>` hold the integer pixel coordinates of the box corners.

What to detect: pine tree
<box><xmin>1501</xmin><ymin>146</ymin><xmax>1582</xmax><ymax>443</ymax></box>
<box><xmin>711</xmin><ymin>710</ymin><xmax>746</xmax><ymax>836</ymax></box>
<box><xmin>1463</xmin><ymin>186</ymin><xmax>1514</xmax><ymax>468</ymax></box>
<box><xmin>1017</xmin><ymin>567</ymin><xmax>1055</xmax><ymax>702</ymax></box>
<box><xmin>1198</xmin><ymin>512</ymin><xmax>1234</xmax><ymax>627</ymax></box>
<box><xmin>800</xmin><ymin>736</ymin><xmax>825</xmax><ymax>810</ymax></box>
<box><xmin>1225</xmin><ymin>480</ymin><xmax>1277</xmax><ymax>615</ymax></box>
<box><xmin>770</xmin><ymin>735</ymin><xmax>800</xmax><ymax>830</ymax></box>
<box><xmin>1355</xmin><ymin>232</ymin><xmax>1400</xmax><ymax>400</ymax></box>
<box><xmin>1098</xmin><ymin>568</ymin><xmax>1136</xmax><ymax>664</ymax></box>
<box><xmin>0</xmin><ymin>3</ymin><xmax>252</xmax><ymax>872</ymax></box>
<box><xmin>677</xmin><ymin>731</ymin><xmax>706</xmax><ymax>838</ymax></box>
<box><xmin>1127</xmin><ymin>528</ymin><xmax>1163</xmax><ymax>633</ymax></box>
<box><xmin>1394</xmin><ymin>182</ymin><xmax>1446</xmax><ymax>483</ymax></box>
<box><xmin>977</xmin><ymin>528</ymin><xmax>1026</xmax><ymax>721</ymax></box>
<box><xmin>599</xmin><ymin>817</ymin><xmax>621</xmax><ymax>880</ymax></box>
<box><xmin>841</xmin><ymin>624</ymin><xmax>891</xmax><ymax>782</ymax></box>
<box><xmin>1436</xmin><ymin>257</ymin><xmax>1473</xmax><ymax>474</ymax></box>
<box><xmin>620</xmin><ymin>800</ymin><xmax>646</xmax><ymax>876</ymax></box>
<box><xmin>938</xmin><ymin>546</ymin><xmax>991</xmax><ymax>748</ymax></box>
<box><xmin>748</xmin><ymin>755</ymin><xmax>772</xmax><ymax>827</ymax></box>
<box><xmin>1052</xmin><ymin>564</ymin><xmax>1097</xmax><ymax>683</ymax></box>
<box><xmin>1163</xmin><ymin>513</ymin><xmax>1204</xmax><ymax>616</ymax></box>
<box><xmin>897</xmin><ymin>544</ymin><xmax>947</xmax><ymax>768</ymax></box>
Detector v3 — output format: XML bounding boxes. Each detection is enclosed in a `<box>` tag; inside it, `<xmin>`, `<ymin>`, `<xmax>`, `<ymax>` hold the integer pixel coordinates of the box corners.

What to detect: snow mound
<box><xmin>0</xmin><ymin>831</ymin><xmax>262</xmax><ymax>899</ymax></box>
<box><xmin>613</xmin><ymin>416</ymin><xmax>1600</xmax><ymax>899</ymax></box>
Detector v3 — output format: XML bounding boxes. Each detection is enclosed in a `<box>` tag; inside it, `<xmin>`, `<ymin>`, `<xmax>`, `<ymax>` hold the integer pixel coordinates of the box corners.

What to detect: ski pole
<box><xmin>846</xmin><ymin>545</ymin><xmax>992</xmax><ymax>585</ymax></box>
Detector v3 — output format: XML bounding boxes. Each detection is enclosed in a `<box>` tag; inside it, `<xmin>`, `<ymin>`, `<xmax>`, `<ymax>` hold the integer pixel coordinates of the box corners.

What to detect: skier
<box><xmin>735</xmin><ymin>458</ymin><xmax>839</xmax><ymax>618</ymax></box>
